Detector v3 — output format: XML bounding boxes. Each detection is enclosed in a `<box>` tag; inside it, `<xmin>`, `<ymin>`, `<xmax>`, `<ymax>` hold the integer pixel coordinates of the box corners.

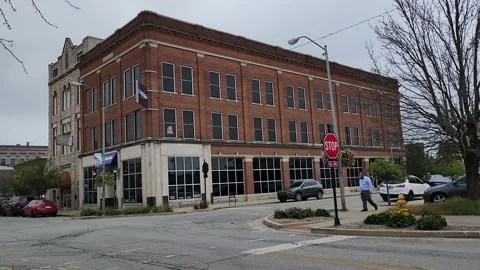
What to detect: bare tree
<box><xmin>368</xmin><ymin>0</ymin><xmax>480</xmax><ymax>199</ymax></box>
<box><xmin>0</xmin><ymin>0</ymin><xmax>79</xmax><ymax>73</ymax></box>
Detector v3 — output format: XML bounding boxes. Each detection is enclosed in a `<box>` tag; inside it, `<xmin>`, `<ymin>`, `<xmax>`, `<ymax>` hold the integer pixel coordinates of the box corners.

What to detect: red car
<box><xmin>23</xmin><ymin>199</ymin><xmax>58</xmax><ymax>217</ymax></box>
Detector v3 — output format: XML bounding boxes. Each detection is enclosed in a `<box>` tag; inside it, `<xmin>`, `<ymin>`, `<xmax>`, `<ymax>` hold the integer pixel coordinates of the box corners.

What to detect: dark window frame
<box><xmin>161</xmin><ymin>62</ymin><xmax>175</xmax><ymax>93</ymax></box>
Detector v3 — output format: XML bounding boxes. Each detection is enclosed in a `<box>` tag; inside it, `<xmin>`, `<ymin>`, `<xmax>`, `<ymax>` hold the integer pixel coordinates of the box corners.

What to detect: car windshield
<box><xmin>289</xmin><ymin>181</ymin><xmax>304</xmax><ymax>188</ymax></box>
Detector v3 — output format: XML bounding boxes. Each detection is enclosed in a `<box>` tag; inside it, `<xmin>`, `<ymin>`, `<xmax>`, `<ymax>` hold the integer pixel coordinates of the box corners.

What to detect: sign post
<box><xmin>202</xmin><ymin>160</ymin><xmax>209</xmax><ymax>204</ymax></box>
<box><xmin>323</xmin><ymin>133</ymin><xmax>341</xmax><ymax>226</ymax></box>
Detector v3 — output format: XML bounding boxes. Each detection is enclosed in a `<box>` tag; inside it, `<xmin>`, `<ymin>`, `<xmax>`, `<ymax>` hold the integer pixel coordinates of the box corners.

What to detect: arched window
<box><xmin>53</xmin><ymin>91</ymin><xmax>58</xmax><ymax>115</ymax></box>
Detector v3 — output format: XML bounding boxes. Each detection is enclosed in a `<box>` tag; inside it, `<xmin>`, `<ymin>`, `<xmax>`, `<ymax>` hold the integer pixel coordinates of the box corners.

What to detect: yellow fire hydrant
<box><xmin>397</xmin><ymin>194</ymin><xmax>407</xmax><ymax>208</ymax></box>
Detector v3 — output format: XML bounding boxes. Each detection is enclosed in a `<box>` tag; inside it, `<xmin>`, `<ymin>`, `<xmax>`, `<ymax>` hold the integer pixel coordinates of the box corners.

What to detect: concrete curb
<box><xmin>71</xmin><ymin>211</ymin><xmax>188</xmax><ymax>220</ymax></box>
<box><xmin>311</xmin><ymin>227</ymin><xmax>480</xmax><ymax>239</ymax></box>
<box><xmin>263</xmin><ymin>214</ymin><xmax>330</xmax><ymax>230</ymax></box>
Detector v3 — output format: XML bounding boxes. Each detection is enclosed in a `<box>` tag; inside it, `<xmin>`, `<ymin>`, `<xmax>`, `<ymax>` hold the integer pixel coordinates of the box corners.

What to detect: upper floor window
<box><xmin>326</xmin><ymin>92</ymin><xmax>332</xmax><ymax>111</ymax></box>
<box><xmin>124</xmin><ymin>69</ymin><xmax>132</xmax><ymax>98</ymax></box>
<box><xmin>365</xmin><ymin>99</ymin><xmax>371</xmax><ymax>116</ymax></box>
<box><xmin>298</xmin><ymin>88</ymin><xmax>306</xmax><ymax>110</ymax></box>
<box><xmin>316</xmin><ymin>90</ymin><xmax>324</xmax><ymax>109</ymax></box>
<box><xmin>289</xmin><ymin>120</ymin><xmax>297</xmax><ymax>143</ymax></box>
<box><xmin>181</xmin><ymin>66</ymin><xmax>193</xmax><ymax>95</ymax></box>
<box><xmin>342</xmin><ymin>96</ymin><xmax>349</xmax><ymax>113</ymax></box>
<box><xmin>91</xmin><ymin>87</ymin><xmax>97</xmax><ymax>112</ymax></box>
<box><xmin>252</xmin><ymin>79</ymin><xmax>261</xmax><ymax>104</ymax></box>
<box><xmin>164</xmin><ymin>108</ymin><xmax>177</xmax><ymax>138</ymax></box>
<box><xmin>212</xmin><ymin>113</ymin><xmax>223</xmax><ymax>139</ymax></box>
<box><xmin>162</xmin><ymin>63</ymin><xmax>175</xmax><ymax>93</ymax></box>
<box><xmin>228</xmin><ymin>114</ymin><xmax>239</xmax><ymax>141</ymax></box>
<box><xmin>52</xmin><ymin>93</ymin><xmax>58</xmax><ymax>115</ymax></box>
<box><xmin>226</xmin><ymin>75</ymin><xmax>237</xmax><ymax>101</ymax></box>
<box><xmin>253</xmin><ymin>117</ymin><xmax>263</xmax><ymax>141</ymax></box>
<box><xmin>265</xmin><ymin>82</ymin><xmax>274</xmax><ymax>106</ymax></box>
<box><xmin>286</xmin><ymin>85</ymin><xmax>295</xmax><ymax>108</ymax></box>
<box><xmin>52</xmin><ymin>68</ymin><xmax>58</xmax><ymax>77</ymax></box>
<box><xmin>182</xmin><ymin>110</ymin><xmax>195</xmax><ymax>139</ymax></box>
<box><xmin>210</xmin><ymin>72</ymin><xmax>221</xmax><ymax>99</ymax></box>
<box><xmin>133</xmin><ymin>65</ymin><xmax>140</xmax><ymax>95</ymax></box>
<box><xmin>351</xmin><ymin>97</ymin><xmax>358</xmax><ymax>114</ymax></box>
<box><xmin>300</xmin><ymin>122</ymin><xmax>308</xmax><ymax>143</ymax></box>
<box><xmin>63</xmin><ymin>89</ymin><xmax>71</xmax><ymax>110</ymax></box>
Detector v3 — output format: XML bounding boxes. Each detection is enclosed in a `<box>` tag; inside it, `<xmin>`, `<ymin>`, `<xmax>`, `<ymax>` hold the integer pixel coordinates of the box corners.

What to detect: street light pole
<box><xmin>288</xmin><ymin>36</ymin><xmax>347</xmax><ymax>211</ymax></box>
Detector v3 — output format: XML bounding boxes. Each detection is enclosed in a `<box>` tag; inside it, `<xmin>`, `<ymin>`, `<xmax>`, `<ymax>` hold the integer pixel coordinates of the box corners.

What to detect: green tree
<box><xmin>11</xmin><ymin>159</ymin><xmax>60</xmax><ymax>197</ymax></box>
<box><xmin>95</xmin><ymin>171</ymin><xmax>115</xmax><ymax>213</ymax></box>
<box><xmin>368</xmin><ymin>158</ymin><xmax>405</xmax><ymax>182</ymax></box>
<box><xmin>369</xmin><ymin>0</ymin><xmax>480</xmax><ymax>199</ymax></box>
<box><xmin>405</xmin><ymin>143</ymin><xmax>426</xmax><ymax>177</ymax></box>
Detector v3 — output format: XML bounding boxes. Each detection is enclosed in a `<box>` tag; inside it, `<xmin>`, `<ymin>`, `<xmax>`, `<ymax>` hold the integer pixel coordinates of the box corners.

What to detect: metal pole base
<box><xmin>334</xmin><ymin>217</ymin><xmax>341</xmax><ymax>226</ymax></box>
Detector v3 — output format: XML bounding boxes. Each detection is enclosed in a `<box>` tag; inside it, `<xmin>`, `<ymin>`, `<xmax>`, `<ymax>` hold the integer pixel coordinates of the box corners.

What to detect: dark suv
<box><xmin>277</xmin><ymin>179</ymin><xmax>324</xmax><ymax>202</ymax></box>
<box><xmin>2</xmin><ymin>196</ymin><xmax>35</xmax><ymax>216</ymax></box>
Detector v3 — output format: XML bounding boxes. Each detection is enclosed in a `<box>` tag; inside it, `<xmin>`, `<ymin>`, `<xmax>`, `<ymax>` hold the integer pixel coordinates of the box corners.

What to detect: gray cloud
<box><xmin>0</xmin><ymin>0</ymin><xmax>395</xmax><ymax>146</ymax></box>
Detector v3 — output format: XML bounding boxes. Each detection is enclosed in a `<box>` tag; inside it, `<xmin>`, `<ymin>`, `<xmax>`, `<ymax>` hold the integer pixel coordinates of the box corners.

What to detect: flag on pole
<box><xmin>135</xmin><ymin>80</ymin><xmax>148</xmax><ymax>108</ymax></box>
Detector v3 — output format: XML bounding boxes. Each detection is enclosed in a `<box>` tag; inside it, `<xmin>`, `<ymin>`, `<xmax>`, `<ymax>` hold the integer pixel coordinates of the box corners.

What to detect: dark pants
<box><xmin>360</xmin><ymin>190</ymin><xmax>377</xmax><ymax>210</ymax></box>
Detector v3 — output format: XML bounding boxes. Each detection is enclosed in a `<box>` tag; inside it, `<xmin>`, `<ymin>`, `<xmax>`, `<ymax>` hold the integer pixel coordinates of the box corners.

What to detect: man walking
<box><xmin>359</xmin><ymin>172</ymin><xmax>378</xmax><ymax>212</ymax></box>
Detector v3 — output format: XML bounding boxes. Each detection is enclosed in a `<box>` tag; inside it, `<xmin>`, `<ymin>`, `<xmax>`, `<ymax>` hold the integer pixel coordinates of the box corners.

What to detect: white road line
<box><xmin>238</xmin><ymin>212</ymin><xmax>259</xmax><ymax>215</ymax></box>
<box><xmin>107</xmin><ymin>247</ymin><xmax>146</xmax><ymax>256</ymax></box>
<box><xmin>252</xmin><ymin>230</ymin><xmax>266</xmax><ymax>233</ymax></box>
<box><xmin>242</xmin><ymin>236</ymin><xmax>356</xmax><ymax>255</ymax></box>
<box><xmin>165</xmin><ymin>254</ymin><xmax>175</xmax><ymax>258</ymax></box>
<box><xmin>222</xmin><ymin>207</ymin><xmax>270</xmax><ymax>210</ymax></box>
<box><xmin>288</xmin><ymin>233</ymin><xmax>299</xmax><ymax>236</ymax></box>
<box><xmin>246</xmin><ymin>238</ymin><xmax>268</xmax><ymax>243</ymax></box>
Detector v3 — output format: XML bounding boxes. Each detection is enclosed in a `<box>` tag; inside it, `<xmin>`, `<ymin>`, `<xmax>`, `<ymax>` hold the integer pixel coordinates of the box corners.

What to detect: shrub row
<box><xmin>193</xmin><ymin>201</ymin><xmax>209</xmax><ymax>210</ymax></box>
<box><xmin>80</xmin><ymin>205</ymin><xmax>173</xmax><ymax>216</ymax></box>
<box><xmin>364</xmin><ymin>207</ymin><xmax>447</xmax><ymax>230</ymax></box>
<box><xmin>407</xmin><ymin>197</ymin><xmax>480</xmax><ymax>216</ymax></box>
<box><xmin>274</xmin><ymin>207</ymin><xmax>331</xmax><ymax>219</ymax></box>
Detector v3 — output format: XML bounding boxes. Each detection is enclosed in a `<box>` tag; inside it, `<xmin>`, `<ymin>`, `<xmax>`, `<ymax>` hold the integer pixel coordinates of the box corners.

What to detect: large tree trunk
<box><xmin>464</xmin><ymin>151</ymin><xmax>480</xmax><ymax>200</ymax></box>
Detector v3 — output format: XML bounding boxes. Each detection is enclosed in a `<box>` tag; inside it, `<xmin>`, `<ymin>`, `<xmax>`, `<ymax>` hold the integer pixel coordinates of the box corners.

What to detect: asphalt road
<box><xmin>1</xmin><ymin>195</ymin><xmax>479</xmax><ymax>270</ymax></box>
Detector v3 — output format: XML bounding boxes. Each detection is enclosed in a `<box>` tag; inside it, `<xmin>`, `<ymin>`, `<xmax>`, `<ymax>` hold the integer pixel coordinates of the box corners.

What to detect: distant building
<box><xmin>0</xmin><ymin>165</ymin><xmax>14</xmax><ymax>198</ymax></box>
<box><xmin>0</xmin><ymin>143</ymin><xmax>48</xmax><ymax>166</ymax></box>
<box><xmin>47</xmin><ymin>36</ymin><xmax>103</xmax><ymax>210</ymax></box>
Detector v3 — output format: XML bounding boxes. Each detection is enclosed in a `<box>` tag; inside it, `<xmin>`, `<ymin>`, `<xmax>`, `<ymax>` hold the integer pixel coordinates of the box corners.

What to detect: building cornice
<box><xmin>79</xmin><ymin>11</ymin><xmax>398</xmax><ymax>90</ymax></box>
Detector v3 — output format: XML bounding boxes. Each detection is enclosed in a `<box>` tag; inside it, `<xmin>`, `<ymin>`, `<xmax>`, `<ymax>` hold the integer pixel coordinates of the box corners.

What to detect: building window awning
<box><xmin>94</xmin><ymin>151</ymin><xmax>118</xmax><ymax>169</ymax></box>
<box><xmin>59</xmin><ymin>171</ymin><xmax>72</xmax><ymax>188</ymax></box>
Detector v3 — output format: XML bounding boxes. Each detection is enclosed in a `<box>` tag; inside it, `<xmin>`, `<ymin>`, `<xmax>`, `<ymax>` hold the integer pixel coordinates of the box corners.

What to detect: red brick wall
<box><xmin>79</xmin><ymin>27</ymin><xmax>403</xmax><ymax>157</ymax></box>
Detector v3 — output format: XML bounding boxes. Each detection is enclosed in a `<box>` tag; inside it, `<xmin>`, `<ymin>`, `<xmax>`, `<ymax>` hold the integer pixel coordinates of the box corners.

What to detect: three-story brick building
<box><xmin>76</xmin><ymin>11</ymin><xmax>403</xmax><ymax>209</ymax></box>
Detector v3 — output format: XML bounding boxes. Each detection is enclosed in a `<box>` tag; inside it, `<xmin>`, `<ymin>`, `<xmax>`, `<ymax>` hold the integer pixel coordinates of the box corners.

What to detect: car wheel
<box><xmin>316</xmin><ymin>191</ymin><xmax>324</xmax><ymax>200</ymax></box>
<box><xmin>279</xmin><ymin>199</ymin><xmax>287</xmax><ymax>203</ymax></box>
<box><xmin>432</xmin><ymin>193</ymin><xmax>447</xmax><ymax>203</ymax></box>
<box><xmin>295</xmin><ymin>192</ymin><xmax>303</xmax><ymax>202</ymax></box>
<box><xmin>21</xmin><ymin>211</ymin><xmax>25</xmax><ymax>217</ymax></box>
<box><xmin>11</xmin><ymin>208</ymin><xmax>15</xmax><ymax>217</ymax></box>
<box><xmin>381</xmin><ymin>195</ymin><xmax>388</xmax><ymax>202</ymax></box>
<box><xmin>31</xmin><ymin>210</ymin><xmax>36</xmax><ymax>218</ymax></box>
<box><xmin>406</xmin><ymin>191</ymin><xmax>415</xmax><ymax>201</ymax></box>
<box><xmin>1</xmin><ymin>211</ymin><xmax>5</xmax><ymax>217</ymax></box>
<box><xmin>52</xmin><ymin>212</ymin><xmax>57</xmax><ymax>217</ymax></box>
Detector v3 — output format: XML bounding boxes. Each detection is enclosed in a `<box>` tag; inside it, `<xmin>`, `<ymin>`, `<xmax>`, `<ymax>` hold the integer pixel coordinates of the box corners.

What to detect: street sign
<box><xmin>328</xmin><ymin>161</ymin><xmax>339</xmax><ymax>167</ymax></box>
<box><xmin>323</xmin><ymin>133</ymin><xmax>340</xmax><ymax>159</ymax></box>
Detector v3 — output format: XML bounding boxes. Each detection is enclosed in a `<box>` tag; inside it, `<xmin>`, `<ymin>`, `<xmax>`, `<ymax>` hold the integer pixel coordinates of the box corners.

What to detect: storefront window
<box><xmin>83</xmin><ymin>166</ymin><xmax>97</xmax><ymax>205</ymax></box>
<box><xmin>168</xmin><ymin>157</ymin><xmax>201</xmax><ymax>200</ymax></box>
<box><xmin>122</xmin><ymin>158</ymin><xmax>142</xmax><ymax>204</ymax></box>
<box><xmin>211</xmin><ymin>157</ymin><xmax>244</xmax><ymax>197</ymax></box>
<box><xmin>253</xmin><ymin>158</ymin><xmax>282</xmax><ymax>194</ymax></box>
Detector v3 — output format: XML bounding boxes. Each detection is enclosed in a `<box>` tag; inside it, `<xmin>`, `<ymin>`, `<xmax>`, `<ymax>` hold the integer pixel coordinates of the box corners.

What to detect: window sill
<box><xmin>287</xmin><ymin>107</ymin><xmax>296</xmax><ymax>110</ymax></box>
<box><xmin>180</xmin><ymin>93</ymin><xmax>195</xmax><ymax>96</ymax></box>
<box><xmin>252</xmin><ymin>102</ymin><xmax>263</xmax><ymax>106</ymax></box>
<box><xmin>122</xmin><ymin>95</ymin><xmax>135</xmax><ymax>101</ymax></box>
<box><xmin>299</xmin><ymin>109</ymin><xmax>308</xmax><ymax>111</ymax></box>
<box><xmin>266</xmin><ymin>104</ymin><xmax>276</xmax><ymax>107</ymax></box>
<box><xmin>210</xmin><ymin>97</ymin><xmax>222</xmax><ymax>100</ymax></box>
<box><xmin>162</xmin><ymin>90</ymin><xmax>177</xmax><ymax>94</ymax></box>
<box><xmin>227</xmin><ymin>99</ymin><xmax>239</xmax><ymax>102</ymax></box>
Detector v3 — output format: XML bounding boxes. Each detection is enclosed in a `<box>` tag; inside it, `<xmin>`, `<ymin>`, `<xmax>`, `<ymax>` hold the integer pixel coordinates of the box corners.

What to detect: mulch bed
<box><xmin>268</xmin><ymin>215</ymin><xmax>332</xmax><ymax>224</ymax></box>
<box><xmin>327</xmin><ymin>221</ymin><xmax>480</xmax><ymax>231</ymax></box>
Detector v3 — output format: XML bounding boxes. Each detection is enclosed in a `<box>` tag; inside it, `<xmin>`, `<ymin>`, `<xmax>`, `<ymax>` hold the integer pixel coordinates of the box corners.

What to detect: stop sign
<box><xmin>323</xmin><ymin>133</ymin><xmax>340</xmax><ymax>159</ymax></box>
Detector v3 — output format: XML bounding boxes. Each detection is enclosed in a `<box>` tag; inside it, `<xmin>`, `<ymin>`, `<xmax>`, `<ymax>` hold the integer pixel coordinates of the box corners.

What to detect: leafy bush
<box><xmin>314</xmin><ymin>208</ymin><xmax>331</xmax><ymax>217</ymax></box>
<box><xmin>193</xmin><ymin>203</ymin><xmax>199</xmax><ymax>210</ymax></box>
<box><xmin>364</xmin><ymin>212</ymin><xmax>392</xmax><ymax>225</ymax></box>
<box><xmin>416</xmin><ymin>214</ymin><xmax>447</xmax><ymax>230</ymax></box>
<box><xmin>273</xmin><ymin>207</ymin><xmax>331</xmax><ymax>219</ymax></box>
<box><xmin>96</xmin><ymin>210</ymin><xmax>103</xmax><ymax>216</ymax></box>
<box><xmin>199</xmin><ymin>201</ymin><xmax>209</xmax><ymax>209</ymax></box>
<box><xmin>105</xmin><ymin>208</ymin><xmax>122</xmax><ymax>216</ymax></box>
<box><xmin>80</xmin><ymin>208</ymin><xmax>98</xmax><ymax>216</ymax></box>
<box><xmin>274</xmin><ymin>209</ymin><xmax>288</xmax><ymax>219</ymax></box>
<box><xmin>123</xmin><ymin>207</ymin><xmax>151</xmax><ymax>215</ymax></box>
<box><xmin>385</xmin><ymin>207</ymin><xmax>416</xmax><ymax>228</ymax></box>
<box><xmin>408</xmin><ymin>197</ymin><xmax>480</xmax><ymax>216</ymax></box>
<box><xmin>151</xmin><ymin>205</ymin><xmax>173</xmax><ymax>213</ymax></box>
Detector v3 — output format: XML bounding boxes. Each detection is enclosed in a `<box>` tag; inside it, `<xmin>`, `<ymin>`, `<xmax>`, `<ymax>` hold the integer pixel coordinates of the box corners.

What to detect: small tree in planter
<box><xmin>321</xmin><ymin>148</ymin><xmax>356</xmax><ymax>202</ymax></box>
<box><xmin>95</xmin><ymin>171</ymin><xmax>115</xmax><ymax>213</ymax></box>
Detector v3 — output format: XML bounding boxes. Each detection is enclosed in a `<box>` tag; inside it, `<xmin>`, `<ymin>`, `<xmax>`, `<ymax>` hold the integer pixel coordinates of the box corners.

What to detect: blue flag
<box><xmin>136</xmin><ymin>80</ymin><xmax>148</xmax><ymax>108</ymax></box>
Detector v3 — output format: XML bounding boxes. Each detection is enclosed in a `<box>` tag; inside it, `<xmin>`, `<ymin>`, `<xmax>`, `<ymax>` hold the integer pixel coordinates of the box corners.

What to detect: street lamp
<box><xmin>288</xmin><ymin>36</ymin><xmax>347</xmax><ymax>211</ymax></box>
<box><xmin>71</xmin><ymin>81</ymin><xmax>107</xmax><ymax>213</ymax></box>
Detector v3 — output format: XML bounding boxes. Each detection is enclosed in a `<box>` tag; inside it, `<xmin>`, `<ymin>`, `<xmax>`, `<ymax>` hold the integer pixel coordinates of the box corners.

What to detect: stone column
<box><xmin>244</xmin><ymin>157</ymin><xmax>254</xmax><ymax>198</ymax></box>
<box><xmin>281</xmin><ymin>157</ymin><xmax>291</xmax><ymax>188</ymax></box>
<box><xmin>313</xmin><ymin>157</ymin><xmax>321</xmax><ymax>180</ymax></box>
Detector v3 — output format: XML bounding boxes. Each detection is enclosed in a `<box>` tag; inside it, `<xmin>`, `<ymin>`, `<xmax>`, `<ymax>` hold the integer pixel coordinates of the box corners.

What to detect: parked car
<box><xmin>379</xmin><ymin>175</ymin><xmax>430</xmax><ymax>201</ymax></box>
<box><xmin>23</xmin><ymin>199</ymin><xmax>58</xmax><ymax>217</ymax></box>
<box><xmin>1</xmin><ymin>196</ymin><xmax>35</xmax><ymax>216</ymax></box>
<box><xmin>423</xmin><ymin>174</ymin><xmax>477</xmax><ymax>203</ymax></box>
<box><xmin>426</xmin><ymin>174</ymin><xmax>452</xmax><ymax>187</ymax></box>
<box><xmin>276</xmin><ymin>179</ymin><xmax>324</xmax><ymax>202</ymax></box>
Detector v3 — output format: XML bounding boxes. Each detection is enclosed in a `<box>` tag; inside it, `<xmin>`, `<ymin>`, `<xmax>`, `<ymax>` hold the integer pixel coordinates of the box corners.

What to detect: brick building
<box><xmin>76</xmin><ymin>11</ymin><xmax>403</xmax><ymax>209</ymax></box>
<box><xmin>47</xmin><ymin>36</ymin><xmax>103</xmax><ymax>209</ymax></box>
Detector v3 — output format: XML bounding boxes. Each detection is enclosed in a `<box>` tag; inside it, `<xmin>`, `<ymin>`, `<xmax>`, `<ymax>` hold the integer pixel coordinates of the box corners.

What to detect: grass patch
<box><xmin>407</xmin><ymin>197</ymin><xmax>480</xmax><ymax>216</ymax></box>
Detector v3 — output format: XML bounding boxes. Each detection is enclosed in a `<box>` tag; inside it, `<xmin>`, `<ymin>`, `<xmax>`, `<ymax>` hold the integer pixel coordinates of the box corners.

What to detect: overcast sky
<box><xmin>0</xmin><ymin>0</ymin><xmax>396</xmax><ymax>146</ymax></box>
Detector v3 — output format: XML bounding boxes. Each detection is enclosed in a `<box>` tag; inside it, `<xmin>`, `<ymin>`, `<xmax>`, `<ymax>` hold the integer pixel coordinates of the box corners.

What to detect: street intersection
<box><xmin>0</xmin><ymin>196</ymin><xmax>479</xmax><ymax>270</ymax></box>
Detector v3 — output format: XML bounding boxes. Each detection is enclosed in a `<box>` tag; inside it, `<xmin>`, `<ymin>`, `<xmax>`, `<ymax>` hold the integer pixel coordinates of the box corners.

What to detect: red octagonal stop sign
<box><xmin>323</xmin><ymin>133</ymin><xmax>340</xmax><ymax>159</ymax></box>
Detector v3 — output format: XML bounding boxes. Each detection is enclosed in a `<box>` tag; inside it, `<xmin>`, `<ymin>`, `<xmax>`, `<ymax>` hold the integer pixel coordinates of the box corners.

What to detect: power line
<box><xmin>291</xmin><ymin>8</ymin><xmax>398</xmax><ymax>50</ymax></box>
